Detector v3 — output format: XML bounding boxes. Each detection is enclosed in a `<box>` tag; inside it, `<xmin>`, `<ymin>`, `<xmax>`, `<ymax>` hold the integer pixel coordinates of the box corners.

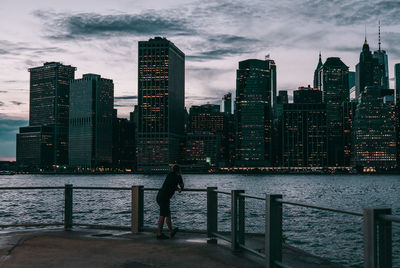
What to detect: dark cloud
<box><xmin>0</xmin><ymin>39</ymin><xmax>65</xmax><ymax>56</ymax></box>
<box><xmin>0</xmin><ymin>101</ymin><xmax>4</xmax><ymax>106</ymax></box>
<box><xmin>114</xmin><ymin>95</ymin><xmax>138</xmax><ymax>100</ymax></box>
<box><xmin>34</xmin><ymin>10</ymin><xmax>193</xmax><ymax>40</ymax></box>
<box><xmin>0</xmin><ymin>90</ymin><xmax>7</xmax><ymax>93</ymax></box>
<box><xmin>10</xmin><ymin>101</ymin><xmax>23</xmax><ymax>106</ymax></box>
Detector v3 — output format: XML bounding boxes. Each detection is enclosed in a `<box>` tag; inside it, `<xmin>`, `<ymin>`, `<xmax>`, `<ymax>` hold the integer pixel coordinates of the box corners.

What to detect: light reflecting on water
<box><xmin>0</xmin><ymin>174</ymin><xmax>399</xmax><ymax>267</ymax></box>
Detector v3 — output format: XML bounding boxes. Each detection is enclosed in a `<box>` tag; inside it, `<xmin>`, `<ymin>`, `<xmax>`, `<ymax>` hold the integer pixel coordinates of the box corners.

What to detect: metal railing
<box><xmin>0</xmin><ymin>185</ymin><xmax>399</xmax><ymax>268</ymax></box>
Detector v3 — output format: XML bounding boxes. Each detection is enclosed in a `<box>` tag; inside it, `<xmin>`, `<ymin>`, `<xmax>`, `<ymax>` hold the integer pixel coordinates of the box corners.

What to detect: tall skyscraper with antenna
<box><xmin>372</xmin><ymin>21</ymin><xmax>390</xmax><ymax>89</ymax></box>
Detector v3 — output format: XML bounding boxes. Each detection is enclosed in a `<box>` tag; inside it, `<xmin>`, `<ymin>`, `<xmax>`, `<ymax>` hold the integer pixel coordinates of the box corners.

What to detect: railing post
<box><xmin>265</xmin><ymin>194</ymin><xmax>282</xmax><ymax>268</ymax></box>
<box><xmin>131</xmin><ymin>186</ymin><xmax>144</xmax><ymax>233</ymax></box>
<box><xmin>231</xmin><ymin>190</ymin><xmax>244</xmax><ymax>252</ymax></box>
<box><xmin>363</xmin><ymin>208</ymin><xmax>392</xmax><ymax>268</ymax></box>
<box><xmin>64</xmin><ymin>184</ymin><xmax>73</xmax><ymax>231</ymax></box>
<box><xmin>207</xmin><ymin>187</ymin><xmax>217</xmax><ymax>244</ymax></box>
<box><xmin>238</xmin><ymin>191</ymin><xmax>245</xmax><ymax>246</ymax></box>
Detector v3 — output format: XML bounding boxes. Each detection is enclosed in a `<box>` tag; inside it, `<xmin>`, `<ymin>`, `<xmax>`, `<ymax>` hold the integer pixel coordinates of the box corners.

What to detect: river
<box><xmin>0</xmin><ymin>174</ymin><xmax>399</xmax><ymax>267</ymax></box>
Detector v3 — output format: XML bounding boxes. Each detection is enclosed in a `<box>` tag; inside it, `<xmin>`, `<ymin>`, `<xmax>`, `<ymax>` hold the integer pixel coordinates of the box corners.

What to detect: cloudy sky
<box><xmin>1</xmin><ymin>0</ymin><xmax>400</xmax><ymax>160</ymax></box>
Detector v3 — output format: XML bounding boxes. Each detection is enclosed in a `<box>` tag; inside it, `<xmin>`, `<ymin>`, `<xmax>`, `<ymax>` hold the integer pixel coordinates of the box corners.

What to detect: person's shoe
<box><xmin>171</xmin><ymin>227</ymin><xmax>179</xmax><ymax>238</ymax></box>
<box><xmin>156</xmin><ymin>233</ymin><xmax>169</xmax><ymax>240</ymax></box>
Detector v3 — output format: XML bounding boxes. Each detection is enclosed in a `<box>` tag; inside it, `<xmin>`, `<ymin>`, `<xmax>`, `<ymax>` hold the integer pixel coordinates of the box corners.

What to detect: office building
<box><xmin>69</xmin><ymin>74</ymin><xmax>114</xmax><ymax>170</ymax></box>
<box><xmin>113</xmin><ymin>116</ymin><xmax>136</xmax><ymax>171</ymax></box>
<box><xmin>185</xmin><ymin>104</ymin><xmax>224</xmax><ymax>167</ymax></box>
<box><xmin>235</xmin><ymin>58</ymin><xmax>276</xmax><ymax>166</ymax></box>
<box><xmin>342</xmin><ymin>101</ymin><xmax>358</xmax><ymax>166</ymax></box>
<box><xmin>352</xmin><ymin>86</ymin><xmax>397</xmax><ymax>171</ymax></box>
<box><xmin>294</xmin><ymin>86</ymin><xmax>322</xmax><ymax>103</ymax></box>
<box><xmin>137</xmin><ymin>37</ymin><xmax>185</xmax><ymax>172</ymax></box>
<box><xmin>222</xmin><ymin>92</ymin><xmax>232</xmax><ymax>114</ymax></box>
<box><xmin>395</xmin><ymin>63</ymin><xmax>400</xmax><ymax>103</ymax></box>
<box><xmin>16</xmin><ymin>126</ymin><xmax>54</xmax><ymax>170</ymax></box>
<box><xmin>313</xmin><ymin>53</ymin><xmax>323</xmax><ymax>89</ymax></box>
<box><xmin>318</xmin><ymin>57</ymin><xmax>349</xmax><ymax>166</ymax></box>
<box><xmin>17</xmin><ymin>62</ymin><xmax>76</xmax><ymax>168</ymax></box>
<box><xmin>281</xmin><ymin>102</ymin><xmax>327</xmax><ymax>167</ymax></box>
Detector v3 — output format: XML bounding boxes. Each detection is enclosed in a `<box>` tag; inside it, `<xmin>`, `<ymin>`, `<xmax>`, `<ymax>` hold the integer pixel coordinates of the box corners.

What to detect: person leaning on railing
<box><xmin>156</xmin><ymin>164</ymin><xmax>184</xmax><ymax>240</ymax></box>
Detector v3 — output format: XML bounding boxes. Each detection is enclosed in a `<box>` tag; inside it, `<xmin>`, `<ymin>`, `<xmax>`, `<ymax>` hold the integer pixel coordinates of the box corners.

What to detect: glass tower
<box><xmin>69</xmin><ymin>74</ymin><xmax>114</xmax><ymax>170</ymax></box>
<box><xmin>318</xmin><ymin>57</ymin><xmax>349</xmax><ymax>166</ymax></box>
<box><xmin>137</xmin><ymin>37</ymin><xmax>185</xmax><ymax>172</ymax></box>
<box><xmin>235</xmin><ymin>59</ymin><xmax>276</xmax><ymax>167</ymax></box>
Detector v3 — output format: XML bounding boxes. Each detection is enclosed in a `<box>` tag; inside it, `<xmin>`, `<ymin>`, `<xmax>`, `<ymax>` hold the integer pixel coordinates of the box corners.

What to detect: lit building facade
<box><xmin>69</xmin><ymin>74</ymin><xmax>114</xmax><ymax>170</ymax></box>
<box><xmin>294</xmin><ymin>86</ymin><xmax>322</xmax><ymax>103</ymax></box>
<box><xmin>235</xmin><ymin>59</ymin><xmax>276</xmax><ymax>167</ymax></box>
<box><xmin>318</xmin><ymin>57</ymin><xmax>349</xmax><ymax>166</ymax></box>
<box><xmin>352</xmin><ymin>86</ymin><xmax>397</xmax><ymax>171</ymax></box>
<box><xmin>342</xmin><ymin>101</ymin><xmax>358</xmax><ymax>166</ymax></box>
<box><xmin>17</xmin><ymin>62</ymin><xmax>76</xmax><ymax>168</ymax></box>
<box><xmin>185</xmin><ymin>104</ymin><xmax>224</xmax><ymax>167</ymax></box>
<box><xmin>137</xmin><ymin>37</ymin><xmax>185</xmax><ymax>172</ymax></box>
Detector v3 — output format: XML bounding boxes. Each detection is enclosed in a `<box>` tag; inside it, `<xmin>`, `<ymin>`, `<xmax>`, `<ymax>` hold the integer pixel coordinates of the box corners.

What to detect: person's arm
<box><xmin>177</xmin><ymin>175</ymin><xmax>184</xmax><ymax>193</ymax></box>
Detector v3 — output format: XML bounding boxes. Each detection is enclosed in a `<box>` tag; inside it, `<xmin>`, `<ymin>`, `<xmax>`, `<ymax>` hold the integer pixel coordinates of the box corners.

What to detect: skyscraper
<box><xmin>313</xmin><ymin>53</ymin><xmax>323</xmax><ymax>89</ymax></box>
<box><xmin>395</xmin><ymin>63</ymin><xmax>400</xmax><ymax>103</ymax></box>
<box><xmin>137</xmin><ymin>37</ymin><xmax>185</xmax><ymax>172</ymax></box>
<box><xmin>372</xmin><ymin>22</ymin><xmax>390</xmax><ymax>90</ymax></box>
<box><xmin>319</xmin><ymin>57</ymin><xmax>349</xmax><ymax>166</ymax></box>
<box><xmin>352</xmin><ymin>86</ymin><xmax>397</xmax><ymax>171</ymax></box>
<box><xmin>355</xmin><ymin>38</ymin><xmax>380</xmax><ymax>100</ymax></box>
<box><xmin>17</xmin><ymin>62</ymin><xmax>76</xmax><ymax>168</ymax></box>
<box><xmin>69</xmin><ymin>74</ymin><xmax>114</xmax><ymax>170</ymax></box>
<box><xmin>222</xmin><ymin>93</ymin><xmax>232</xmax><ymax>114</ymax></box>
<box><xmin>235</xmin><ymin>59</ymin><xmax>276</xmax><ymax>167</ymax></box>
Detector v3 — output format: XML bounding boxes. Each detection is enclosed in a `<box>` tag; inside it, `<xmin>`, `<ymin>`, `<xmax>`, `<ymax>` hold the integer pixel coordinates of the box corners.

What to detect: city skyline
<box><xmin>1</xmin><ymin>0</ymin><xmax>400</xmax><ymax>160</ymax></box>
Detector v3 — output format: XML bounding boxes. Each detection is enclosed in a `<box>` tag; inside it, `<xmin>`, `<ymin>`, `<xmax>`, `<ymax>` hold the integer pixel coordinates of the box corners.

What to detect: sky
<box><xmin>1</xmin><ymin>0</ymin><xmax>400</xmax><ymax>160</ymax></box>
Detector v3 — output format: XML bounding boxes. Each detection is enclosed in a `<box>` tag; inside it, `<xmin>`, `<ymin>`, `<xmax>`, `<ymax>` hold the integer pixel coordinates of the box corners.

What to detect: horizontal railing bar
<box><xmin>144</xmin><ymin>188</ymin><xmax>207</xmax><ymax>192</ymax></box>
<box><xmin>0</xmin><ymin>187</ymin><xmax>64</xmax><ymax>190</ymax></box>
<box><xmin>277</xmin><ymin>199</ymin><xmax>363</xmax><ymax>216</ymax></box>
<box><xmin>211</xmin><ymin>232</ymin><xmax>232</xmax><ymax>242</ymax></box>
<box><xmin>73</xmin><ymin>223</ymin><xmax>131</xmax><ymax>231</ymax></box>
<box><xmin>239</xmin><ymin>244</ymin><xmax>265</xmax><ymax>258</ymax></box>
<box><xmin>379</xmin><ymin>214</ymin><xmax>400</xmax><ymax>223</ymax></box>
<box><xmin>74</xmin><ymin>187</ymin><xmax>131</xmax><ymax>190</ymax></box>
<box><xmin>238</xmin><ymin>193</ymin><xmax>264</xmax><ymax>200</ymax></box>
<box><xmin>0</xmin><ymin>223</ymin><xmax>63</xmax><ymax>228</ymax></box>
<box><xmin>214</xmin><ymin>190</ymin><xmax>231</xmax><ymax>195</ymax></box>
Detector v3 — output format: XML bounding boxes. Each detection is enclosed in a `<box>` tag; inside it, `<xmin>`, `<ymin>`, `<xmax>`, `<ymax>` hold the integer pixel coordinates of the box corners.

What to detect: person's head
<box><xmin>172</xmin><ymin>164</ymin><xmax>181</xmax><ymax>174</ymax></box>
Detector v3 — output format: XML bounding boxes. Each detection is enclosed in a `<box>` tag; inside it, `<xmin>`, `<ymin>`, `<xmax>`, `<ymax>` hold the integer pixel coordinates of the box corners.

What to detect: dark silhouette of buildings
<box><xmin>294</xmin><ymin>86</ymin><xmax>322</xmax><ymax>103</ymax></box>
<box><xmin>318</xmin><ymin>57</ymin><xmax>349</xmax><ymax>166</ymax></box>
<box><xmin>235</xmin><ymin>59</ymin><xmax>276</xmax><ymax>167</ymax></box>
<box><xmin>113</xmin><ymin>113</ymin><xmax>136</xmax><ymax>171</ymax></box>
<box><xmin>395</xmin><ymin>63</ymin><xmax>400</xmax><ymax>103</ymax></box>
<box><xmin>68</xmin><ymin>74</ymin><xmax>114</xmax><ymax>171</ymax></box>
<box><xmin>137</xmin><ymin>37</ymin><xmax>185</xmax><ymax>172</ymax></box>
<box><xmin>17</xmin><ymin>62</ymin><xmax>76</xmax><ymax>169</ymax></box>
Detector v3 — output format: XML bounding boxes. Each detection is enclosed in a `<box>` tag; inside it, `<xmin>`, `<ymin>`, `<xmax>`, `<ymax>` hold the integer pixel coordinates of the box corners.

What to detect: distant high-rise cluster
<box><xmin>15</xmin><ymin>31</ymin><xmax>400</xmax><ymax>173</ymax></box>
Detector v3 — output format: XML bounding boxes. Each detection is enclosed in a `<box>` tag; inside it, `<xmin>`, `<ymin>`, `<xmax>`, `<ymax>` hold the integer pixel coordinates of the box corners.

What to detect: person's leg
<box><xmin>157</xmin><ymin>216</ymin><xmax>165</xmax><ymax>236</ymax></box>
<box><xmin>165</xmin><ymin>216</ymin><xmax>173</xmax><ymax>233</ymax></box>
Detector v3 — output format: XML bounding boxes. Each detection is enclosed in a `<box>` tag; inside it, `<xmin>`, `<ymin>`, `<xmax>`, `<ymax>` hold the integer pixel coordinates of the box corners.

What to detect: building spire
<box><xmin>364</xmin><ymin>24</ymin><xmax>368</xmax><ymax>44</ymax></box>
<box><xmin>378</xmin><ymin>20</ymin><xmax>381</xmax><ymax>51</ymax></box>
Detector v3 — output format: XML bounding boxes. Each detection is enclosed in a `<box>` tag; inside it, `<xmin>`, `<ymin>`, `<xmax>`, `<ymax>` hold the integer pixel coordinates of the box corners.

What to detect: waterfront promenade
<box><xmin>0</xmin><ymin>229</ymin><xmax>342</xmax><ymax>268</ymax></box>
<box><xmin>0</xmin><ymin>176</ymin><xmax>399</xmax><ymax>267</ymax></box>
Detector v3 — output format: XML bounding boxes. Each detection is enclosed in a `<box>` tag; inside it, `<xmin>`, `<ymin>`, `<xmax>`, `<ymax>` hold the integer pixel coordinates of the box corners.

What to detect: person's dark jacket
<box><xmin>157</xmin><ymin>172</ymin><xmax>184</xmax><ymax>201</ymax></box>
